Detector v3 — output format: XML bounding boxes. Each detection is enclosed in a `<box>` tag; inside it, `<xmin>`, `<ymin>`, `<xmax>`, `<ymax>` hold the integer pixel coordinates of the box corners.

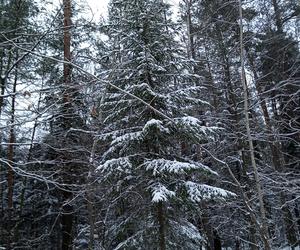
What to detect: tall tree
<box><xmin>61</xmin><ymin>0</ymin><xmax>73</xmax><ymax>249</ymax></box>
<box><xmin>95</xmin><ymin>0</ymin><xmax>234</xmax><ymax>249</ymax></box>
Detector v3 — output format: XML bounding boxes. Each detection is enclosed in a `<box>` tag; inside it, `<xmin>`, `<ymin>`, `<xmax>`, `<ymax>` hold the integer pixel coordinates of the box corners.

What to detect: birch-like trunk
<box><xmin>238</xmin><ymin>1</ymin><xmax>271</xmax><ymax>249</ymax></box>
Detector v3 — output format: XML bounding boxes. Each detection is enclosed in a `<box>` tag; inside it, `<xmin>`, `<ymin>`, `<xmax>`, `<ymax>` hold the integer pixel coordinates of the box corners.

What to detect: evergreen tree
<box><xmin>96</xmin><ymin>0</ymin><xmax>234</xmax><ymax>249</ymax></box>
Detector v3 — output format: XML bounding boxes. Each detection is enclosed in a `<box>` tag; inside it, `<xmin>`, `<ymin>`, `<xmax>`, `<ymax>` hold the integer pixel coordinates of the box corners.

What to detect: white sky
<box><xmin>84</xmin><ymin>0</ymin><xmax>109</xmax><ymax>18</ymax></box>
<box><xmin>51</xmin><ymin>0</ymin><xmax>180</xmax><ymax>21</ymax></box>
<box><xmin>77</xmin><ymin>0</ymin><xmax>180</xmax><ymax>20</ymax></box>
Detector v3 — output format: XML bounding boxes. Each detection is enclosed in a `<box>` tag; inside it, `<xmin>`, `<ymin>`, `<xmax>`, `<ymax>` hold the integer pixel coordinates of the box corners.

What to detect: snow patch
<box><xmin>151</xmin><ymin>184</ymin><xmax>175</xmax><ymax>203</ymax></box>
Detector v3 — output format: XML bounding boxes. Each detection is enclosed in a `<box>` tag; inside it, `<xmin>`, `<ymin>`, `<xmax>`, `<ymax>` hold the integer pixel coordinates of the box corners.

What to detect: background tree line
<box><xmin>0</xmin><ymin>0</ymin><xmax>299</xmax><ymax>249</ymax></box>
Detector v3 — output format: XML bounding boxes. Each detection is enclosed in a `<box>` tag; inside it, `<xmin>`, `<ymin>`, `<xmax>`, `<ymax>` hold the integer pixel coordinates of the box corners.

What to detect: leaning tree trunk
<box><xmin>238</xmin><ymin>1</ymin><xmax>271</xmax><ymax>249</ymax></box>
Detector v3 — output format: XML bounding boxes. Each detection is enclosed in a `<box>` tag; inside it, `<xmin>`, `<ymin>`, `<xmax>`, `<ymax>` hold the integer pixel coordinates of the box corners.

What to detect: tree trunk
<box><xmin>0</xmin><ymin>50</ymin><xmax>13</xmax><ymax>216</ymax></box>
<box><xmin>185</xmin><ymin>0</ymin><xmax>195</xmax><ymax>59</ymax></box>
<box><xmin>87</xmin><ymin>139</ymin><xmax>98</xmax><ymax>249</ymax></box>
<box><xmin>7</xmin><ymin>51</ymin><xmax>18</xmax><ymax>211</ymax></box>
<box><xmin>246</xmin><ymin>44</ymin><xmax>298</xmax><ymax>248</ymax></box>
<box><xmin>249</xmin><ymin>222</ymin><xmax>259</xmax><ymax>250</ymax></box>
<box><xmin>6</xmin><ymin>49</ymin><xmax>18</xmax><ymax>250</ymax></box>
<box><xmin>157</xmin><ymin>201</ymin><xmax>166</xmax><ymax>250</ymax></box>
<box><xmin>293</xmin><ymin>199</ymin><xmax>300</xmax><ymax>236</ymax></box>
<box><xmin>238</xmin><ymin>1</ymin><xmax>270</xmax><ymax>249</ymax></box>
<box><xmin>281</xmin><ymin>196</ymin><xmax>298</xmax><ymax>247</ymax></box>
<box><xmin>213</xmin><ymin>230</ymin><xmax>222</xmax><ymax>250</ymax></box>
<box><xmin>62</xmin><ymin>190</ymin><xmax>74</xmax><ymax>250</ymax></box>
<box><xmin>271</xmin><ymin>0</ymin><xmax>283</xmax><ymax>33</ymax></box>
<box><xmin>61</xmin><ymin>0</ymin><xmax>73</xmax><ymax>249</ymax></box>
<box><xmin>87</xmin><ymin>193</ymin><xmax>95</xmax><ymax>249</ymax></box>
<box><xmin>63</xmin><ymin>0</ymin><xmax>72</xmax><ymax>86</ymax></box>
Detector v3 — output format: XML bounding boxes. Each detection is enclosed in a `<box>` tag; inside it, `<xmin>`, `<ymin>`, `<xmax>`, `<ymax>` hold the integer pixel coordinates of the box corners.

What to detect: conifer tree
<box><xmin>96</xmin><ymin>0</ymin><xmax>234</xmax><ymax>249</ymax></box>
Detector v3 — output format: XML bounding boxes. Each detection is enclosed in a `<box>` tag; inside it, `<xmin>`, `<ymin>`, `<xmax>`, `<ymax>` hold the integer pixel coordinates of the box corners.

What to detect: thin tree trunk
<box><xmin>7</xmin><ymin>49</ymin><xmax>18</xmax><ymax>250</ymax></box>
<box><xmin>249</xmin><ymin>222</ymin><xmax>259</xmax><ymax>250</ymax></box>
<box><xmin>0</xmin><ymin>51</ymin><xmax>13</xmax><ymax>212</ymax></box>
<box><xmin>185</xmin><ymin>0</ymin><xmax>195</xmax><ymax>59</ymax></box>
<box><xmin>293</xmin><ymin>199</ymin><xmax>300</xmax><ymax>236</ymax></box>
<box><xmin>19</xmin><ymin>80</ymin><xmax>43</xmax><ymax>214</ymax></box>
<box><xmin>204</xmin><ymin>43</ymin><xmax>218</xmax><ymax>110</ymax></box>
<box><xmin>271</xmin><ymin>0</ymin><xmax>283</xmax><ymax>33</ymax></box>
<box><xmin>238</xmin><ymin>1</ymin><xmax>270</xmax><ymax>249</ymax></box>
<box><xmin>87</xmin><ymin>191</ymin><xmax>95</xmax><ymax>249</ymax></box>
<box><xmin>7</xmin><ymin>54</ymin><xmax>18</xmax><ymax>211</ymax></box>
<box><xmin>246</xmin><ymin>45</ymin><xmax>298</xmax><ymax>247</ymax></box>
<box><xmin>63</xmin><ymin>0</ymin><xmax>72</xmax><ymax>86</ymax></box>
<box><xmin>87</xmin><ymin>138</ymin><xmax>98</xmax><ymax>249</ymax></box>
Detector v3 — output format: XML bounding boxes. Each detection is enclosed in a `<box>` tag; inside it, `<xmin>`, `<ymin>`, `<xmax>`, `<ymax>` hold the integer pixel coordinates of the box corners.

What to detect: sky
<box><xmin>51</xmin><ymin>0</ymin><xmax>180</xmax><ymax>21</ymax></box>
<box><xmin>80</xmin><ymin>0</ymin><xmax>180</xmax><ymax>20</ymax></box>
<box><xmin>85</xmin><ymin>0</ymin><xmax>109</xmax><ymax>18</ymax></box>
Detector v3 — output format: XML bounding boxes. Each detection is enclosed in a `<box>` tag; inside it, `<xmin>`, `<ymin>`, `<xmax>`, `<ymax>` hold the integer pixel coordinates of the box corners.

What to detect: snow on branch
<box><xmin>144</xmin><ymin>159</ymin><xmax>216</xmax><ymax>176</ymax></box>
<box><xmin>111</xmin><ymin>131</ymin><xmax>143</xmax><ymax>145</ymax></box>
<box><xmin>151</xmin><ymin>184</ymin><xmax>175</xmax><ymax>203</ymax></box>
<box><xmin>142</xmin><ymin>119</ymin><xmax>170</xmax><ymax>134</ymax></box>
<box><xmin>97</xmin><ymin>157</ymin><xmax>132</xmax><ymax>174</ymax></box>
<box><xmin>171</xmin><ymin>220</ymin><xmax>203</xmax><ymax>243</ymax></box>
<box><xmin>172</xmin><ymin>116</ymin><xmax>220</xmax><ymax>136</ymax></box>
<box><xmin>185</xmin><ymin>181</ymin><xmax>236</xmax><ymax>202</ymax></box>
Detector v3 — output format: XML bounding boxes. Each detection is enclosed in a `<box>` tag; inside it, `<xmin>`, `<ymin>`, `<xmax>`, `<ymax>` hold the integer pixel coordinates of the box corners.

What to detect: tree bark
<box><xmin>62</xmin><ymin>190</ymin><xmax>73</xmax><ymax>250</ymax></box>
<box><xmin>271</xmin><ymin>0</ymin><xmax>283</xmax><ymax>33</ymax></box>
<box><xmin>185</xmin><ymin>0</ymin><xmax>195</xmax><ymax>59</ymax></box>
<box><xmin>213</xmin><ymin>230</ymin><xmax>222</xmax><ymax>250</ymax></box>
<box><xmin>61</xmin><ymin>1</ymin><xmax>73</xmax><ymax>249</ymax></box>
<box><xmin>157</xmin><ymin>201</ymin><xmax>166</xmax><ymax>250</ymax></box>
<box><xmin>63</xmin><ymin>0</ymin><xmax>72</xmax><ymax>86</ymax></box>
<box><xmin>7</xmin><ymin>51</ymin><xmax>18</xmax><ymax>211</ymax></box>
<box><xmin>6</xmin><ymin>49</ymin><xmax>18</xmax><ymax>250</ymax></box>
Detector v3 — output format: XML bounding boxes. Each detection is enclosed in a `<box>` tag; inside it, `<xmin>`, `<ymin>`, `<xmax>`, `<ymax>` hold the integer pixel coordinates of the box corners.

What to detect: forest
<box><xmin>0</xmin><ymin>0</ymin><xmax>299</xmax><ymax>249</ymax></box>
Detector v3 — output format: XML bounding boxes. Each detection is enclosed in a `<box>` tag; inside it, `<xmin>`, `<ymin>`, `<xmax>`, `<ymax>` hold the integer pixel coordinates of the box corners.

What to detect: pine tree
<box><xmin>96</xmin><ymin>0</ymin><xmax>234</xmax><ymax>248</ymax></box>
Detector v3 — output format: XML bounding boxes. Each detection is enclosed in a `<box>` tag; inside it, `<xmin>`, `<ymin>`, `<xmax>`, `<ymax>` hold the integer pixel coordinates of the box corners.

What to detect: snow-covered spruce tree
<box><xmin>96</xmin><ymin>0</ymin><xmax>234</xmax><ymax>249</ymax></box>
